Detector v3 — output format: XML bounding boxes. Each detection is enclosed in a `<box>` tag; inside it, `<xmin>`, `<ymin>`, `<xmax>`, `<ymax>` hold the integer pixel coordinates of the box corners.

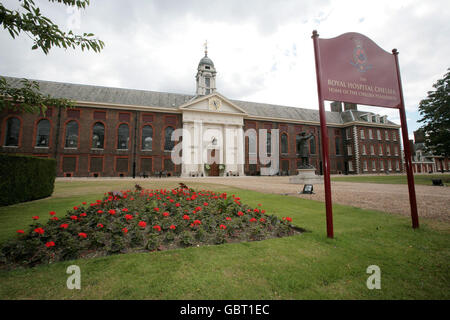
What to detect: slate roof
<box><xmin>2</xmin><ymin>76</ymin><xmax>398</xmax><ymax>126</ymax></box>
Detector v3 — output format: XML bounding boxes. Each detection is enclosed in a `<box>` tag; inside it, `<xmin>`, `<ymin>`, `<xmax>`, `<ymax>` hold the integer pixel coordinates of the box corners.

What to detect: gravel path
<box><xmin>57</xmin><ymin>176</ymin><xmax>450</xmax><ymax>222</ymax></box>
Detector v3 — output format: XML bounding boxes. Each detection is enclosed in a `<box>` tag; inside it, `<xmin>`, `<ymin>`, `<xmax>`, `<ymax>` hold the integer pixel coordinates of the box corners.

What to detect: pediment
<box><xmin>178</xmin><ymin>92</ymin><xmax>247</xmax><ymax>115</ymax></box>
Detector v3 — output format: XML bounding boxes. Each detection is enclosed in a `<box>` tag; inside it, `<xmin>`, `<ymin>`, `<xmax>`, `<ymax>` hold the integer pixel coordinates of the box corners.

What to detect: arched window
<box><xmin>92</xmin><ymin>122</ymin><xmax>105</xmax><ymax>149</ymax></box>
<box><xmin>35</xmin><ymin>119</ymin><xmax>50</xmax><ymax>147</ymax></box>
<box><xmin>164</xmin><ymin>126</ymin><xmax>175</xmax><ymax>151</ymax></box>
<box><xmin>117</xmin><ymin>123</ymin><xmax>129</xmax><ymax>149</ymax></box>
<box><xmin>4</xmin><ymin>117</ymin><xmax>20</xmax><ymax>146</ymax></box>
<box><xmin>142</xmin><ymin>125</ymin><xmax>153</xmax><ymax>150</ymax></box>
<box><xmin>281</xmin><ymin>133</ymin><xmax>288</xmax><ymax>154</ymax></box>
<box><xmin>309</xmin><ymin>135</ymin><xmax>316</xmax><ymax>154</ymax></box>
<box><xmin>65</xmin><ymin>121</ymin><xmax>78</xmax><ymax>148</ymax></box>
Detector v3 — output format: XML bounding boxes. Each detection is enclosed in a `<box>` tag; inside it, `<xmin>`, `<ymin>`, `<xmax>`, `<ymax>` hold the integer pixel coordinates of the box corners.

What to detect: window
<box><xmin>369</xmin><ymin>129</ymin><xmax>373</xmax><ymax>139</ymax></box>
<box><xmin>380</xmin><ymin>160</ymin><xmax>384</xmax><ymax>171</ymax></box>
<box><xmin>362</xmin><ymin>144</ymin><xmax>367</xmax><ymax>155</ymax></box>
<box><xmin>393</xmin><ymin>131</ymin><xmax>397</xmax><ymax>141</ymax></box>
<box><xmin>379</xmin><ymin>145</ymin><xmax>383</xmax><ymax>156</ymax></box>
<box><xmin>266</xmin><ymin>132</ymin><xmax>271</xmax><ymax>154</ymax></box>
<box><xmin>386</xmin><ymin>145</ymin><xmax>391</xmax><ymax>156</ymax></box>
<box><xmin>65</xmin><ymin>121</ymin><xmax>78</xmax><ymax>148</ymax></box>
<box><xmin>281</xmin><ymin>133</ymin><xmax>288</xmax><ymax>154</ymax></box>
<box><xmin>360</xmin><ymin>129</ymin><xmax>365</xmax><ymax>139</ymax></box>
<box><xmin>92</xmin><ymin>122</ymin><xmax>105</xmax><ymax>149</ymax></box>
<box><xmin>346</xmin><ymin>128</ymin><xmax>351</xmax><ymax>140</ymax></box>
<box><xmin>35</xmin><ymin>119</ymin><xmax>50</xmax><ymax>147</ymax></box>
<box><xmin>90</xmin><ymin>157</ymin><xmax>103</xmax><ymax>172</ymax></box>
<box><xmin>377</xmin><ymin>129</ymin><xmax>381</xmax><ymax>140</ymax></box>
<box><xmin>247</xmin><ymin>130</ymin><xmax>257</xmax><ymax>156</ymax></box>
<box><xmin>4</xmin><ymin>117</ymin><xmax>20</xmax><ymax>146</ymax></box>
<box><xmin>363</xmin><ymin>160</ymin><xmax>368</xmax><ymax>171</ymax></box>
<box><xmin>142</xmin><ymin>125</ymin><xmax>153</xmax><ymax>150</ymax></box>
<box><xmin>348</xmin><ymin>160</ymin><xmax>353</xmax><ymax>171</ymax></box>
<box><xmin>310</xmin><ymin>135</ymin><xmax>316</xmax><ymax>154</ymax></box>
<box><xmin>347</xmin><ymin>145</ymin><xmax>353</xmax><ymax>156</ymax></box>
<box><xmin>63</xmin><ymin>156</ymin><xmax>77</xmax><ymax>172</ymax></box>
<box><xmin>396</xmin><ymin>160</ymin><xmax>400</xmax><ymax>171</ymax></box>
<box><xmin>117</xmin><ymin>124</ymin><xmax>129</xmax><ymax>149</ymax></box>
<box><xmin>164</xmin><ymin>126</ymin><xmax>175</xmax><ymax>151</ymax></box>
<box><xmin>116</xmin><ymin>157</ymin><xmax>128</xmax><ymax>172</ymax></box>
<box><xmin>370</xmin><ymin>145</ymin><xmax>375</xmax><ymax>155</ymax></box>
<box><xmin>205</xmin><ymin>77</ymin><xmax>210</xmax><ymax>88</ymax></box>
<box><xmin>335</xmin><ymin>137</ymin><xmax>341</xmax><ymax>155</ymax></box>
<box><xmin>372</xmin><ymin>160</ymin><xmax>376</xmax><ymax>171</ymax></box>
<box><xmin>385</xmin><ymin>130</ymin><xmax>389</xmax><ymax>140</ymax></box>
<box><xmin>388</xmin><ymin>160</ymin><xmax>392</xmax><ymax>171</ymax></box>
<box><xmin>395</xmin><ymin>145</ymin><xmax>399</xmax><ymax>156</ymax></box>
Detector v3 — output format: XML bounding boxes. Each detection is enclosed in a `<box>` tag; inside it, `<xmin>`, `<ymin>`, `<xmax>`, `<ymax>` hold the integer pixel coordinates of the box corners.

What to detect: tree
<box><xmin>0</xmin><ymin>0</ymin><xmax>104</xmax><ymax>113</ymax></box>
<box><xmin>418</xmin><ymin>69</ymin><xmax>450</xmax><ymax>157</ymax></box>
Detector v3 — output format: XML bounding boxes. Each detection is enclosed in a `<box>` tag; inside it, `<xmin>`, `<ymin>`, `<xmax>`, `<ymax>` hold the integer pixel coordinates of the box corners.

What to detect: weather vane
<box><xmin>204</xmin><ymin>40</ymin><xmax>208</xmax><ymax>56</ymax></box>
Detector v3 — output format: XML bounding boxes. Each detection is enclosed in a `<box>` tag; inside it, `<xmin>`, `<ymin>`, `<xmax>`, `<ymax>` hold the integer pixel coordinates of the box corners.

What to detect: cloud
<box><xmin>0</xmin><ymin>0</ymin><xmax>448</xmax><ymax>141</ymax></box>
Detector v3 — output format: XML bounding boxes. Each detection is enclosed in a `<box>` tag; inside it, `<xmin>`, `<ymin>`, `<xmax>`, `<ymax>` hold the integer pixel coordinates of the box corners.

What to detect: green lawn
<box><xmin>332</xmin><ymin>173</ymin><xmax>450</xmax><ymax>185</ymax></box>
<box><xmin>0</xmin><ymin>180</ymin><xmax>449</xmax><ymax>299</ymax></box>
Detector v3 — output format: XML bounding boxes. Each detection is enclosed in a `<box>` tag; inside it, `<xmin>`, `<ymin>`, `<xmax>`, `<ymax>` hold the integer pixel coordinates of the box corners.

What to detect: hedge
<box><xmin>0</xmin><ymin>154</ymin><xmax>56</xmax><ymax>206</ymax></box>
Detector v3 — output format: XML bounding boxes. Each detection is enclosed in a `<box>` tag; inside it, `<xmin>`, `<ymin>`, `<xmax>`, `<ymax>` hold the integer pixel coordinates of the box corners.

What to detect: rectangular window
<box><xmin>370</xmin><ymin>145</ymin><xmax>375</xmax><ymax>155</ymax></box>
<box><xmin>393</xmin><ymin>131</ymin><xmax>397</xmax><ymax>141</ymax></box>
<box><xmin>119</xmin><ymin>112</ymin><xmax>130</xmax><ymax>123</ymax></box>
<box><xmin>348</xmin><ymin>160</ymin><xmax>353</xmax><ymax>171</ymax></box>
<box><xmin>379</xmin><ymin>145</ymin><xmax>383</xmax><ymax>156</ymax></box>
<box><xmin>116</xmin><ymin>157</ymin><xmax>129</xmax><ymax>173</ymax></box>
<box><xmin>335</xmin><ymin>137</ymin><xmax>341</xmax><ymax>155</ymax></box>
<box><xmin>395</xmin><ymin>146</ymin><xmax>399</xmax><ymax>156</ymax></box>
<box><xmin>63</xmin><ymin>156</ymin><xmax>77</xmax><ymax>172</ymax></box>
<box><xmin>380</xmin><ymin>160</ymin><xmax>384</xmax><ymax>171</ymax></box>
<box><xmin>362</xmin><ymin>145</ymin><xmax>367</xmax><ymax>155</ymax></box>
<box><xmin>369</xmin><ymin>129</ymin><xmax>373</xmax><ymax>139</ymax></box>
<box><xmin>387</xmin><ymin>145</ymin><xmax>391</xmax><ymax>156</ymax></box>
<box><xmin>346</xmin><ymin>128</ymin><xmax>351</xmax><ymax>140</ymax></box>
<box><xmin>385</xmin><ymin>130</ymin><xmax>389</xmax><ymax>140</ymax></box>
<box><xmin>141</xmin><ymin>157</ymin><xmax>153</xmax><ymax>173</ymax></box>
<box><xmin>377</xmin><ymin>129</ymin><xmax>381</xmax><ymax>140</ymax></box>
<box><xmin>93</xmin><ymin>111</ymin><xmax>106</xmax><ymax>120</ymax></box>
<box><xmin>388</xmin><ymin>160</ymin><xmax>392</xmax><ymax>171</ymax></box>
<box><xmin>360</xmin><ymin>129</ymin><xmax>365</xmax><ymax>140</ymax></box>
<box><xmin>347</xmin><ymin>145</ymin><xmax>353</xmax><ymax>156</ymax></box>
<box><xmin>89</xmin><ymin>156</ymin><xmax>103</xmax><ymax>172</ymax></box>
<box><xmin>363</xmin><ymin>160</ymin><xmax>368</xmax><ymax>171</ymax></box>
<box><xmin>396</xmin><ymin>160</ymin><xmax>400</xmax><ymax>171</ymax></box>
<box><xmin>372</xmin><ymin>160</ymin><xmax>376</xmax><ymax>171</ymax></box>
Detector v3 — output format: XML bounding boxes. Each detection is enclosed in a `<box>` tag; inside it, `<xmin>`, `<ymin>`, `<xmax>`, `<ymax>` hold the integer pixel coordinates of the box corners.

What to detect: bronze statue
<box><xmin>297</xmin><ymin>132</ymin><xmax>314</xmax><ymax>168</ymax></box>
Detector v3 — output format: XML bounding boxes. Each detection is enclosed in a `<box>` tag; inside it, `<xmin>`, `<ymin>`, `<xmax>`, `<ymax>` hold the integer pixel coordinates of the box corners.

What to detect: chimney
<box><xmin>330</xmin><ymin>101</ymin><xmax>342</xmax><ymax>112</ymax></box>
<box><xmin>414</xmin><ymin>130</ymin><xmax>425</xmax><ymax>143</ymax></box>
<box><xmin>344</xmin><ymin>103</ymin><xmax>358</xmax><ymax>111</ymax></box>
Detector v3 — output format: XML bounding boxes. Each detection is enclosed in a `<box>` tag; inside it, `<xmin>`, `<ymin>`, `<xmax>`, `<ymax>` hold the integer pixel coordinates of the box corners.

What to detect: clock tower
<box><xmin>196</xmin><ymin>41</ymin><xmax>217</xmax><ymax>96</ymax></box>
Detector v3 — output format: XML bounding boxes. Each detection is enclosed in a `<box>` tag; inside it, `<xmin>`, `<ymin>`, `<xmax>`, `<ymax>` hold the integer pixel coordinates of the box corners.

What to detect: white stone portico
<box><xmin>179</xmin><ymin>93</ymin><xmax>246</xmax><ymax>177</ymax></box>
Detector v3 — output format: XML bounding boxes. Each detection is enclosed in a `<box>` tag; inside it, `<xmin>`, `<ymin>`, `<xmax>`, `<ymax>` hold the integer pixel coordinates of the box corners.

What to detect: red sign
<box><xmin>317</xmin><ymin>32</ymin><xmax>401</xmax><ymax>108</ymax></box>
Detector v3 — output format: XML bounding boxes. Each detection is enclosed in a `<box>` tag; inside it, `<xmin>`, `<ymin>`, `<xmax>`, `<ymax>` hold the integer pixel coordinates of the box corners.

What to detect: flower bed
<box><xmin>0</xmin><ymin>185</ymin><xmax>302</xmax><ymax>267</ymax></box>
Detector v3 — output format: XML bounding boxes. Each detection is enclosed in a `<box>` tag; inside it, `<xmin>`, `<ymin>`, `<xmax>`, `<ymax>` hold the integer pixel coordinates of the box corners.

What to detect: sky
<box><xmin>1</xmin><ymin>0</ymin><xmax>449</xmax><ymax>141</ymax></box>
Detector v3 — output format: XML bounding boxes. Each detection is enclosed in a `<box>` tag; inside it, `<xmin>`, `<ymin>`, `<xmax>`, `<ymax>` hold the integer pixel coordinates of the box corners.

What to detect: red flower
<box><xmin>70</xmin><ymin>215</ymin><xmax>78</xmax><ymax>220</ymax></box>
<box><xmin>193</xmin><ymin>220</ymin><xmax>202</xmax><ymax>225</ymax></box>
<box><xmin>34</xmin><ymin>227</ymin><xmax>44</xmax><ymax>234</ymax></box>
<box><xmin>82</xmin><ymin>202</ymin><xmax>87</xmax><ymax>205</ymax></box>
<box><xmin>122</xmin><ymin>208</ymin><xmax>129</xmax><ymax>212</ymax></box>
<box><xmin>237</xmin><ymin>211</ymin><xmax>244</xmax><ymax>216</ymax></box>
<box><xmin>169</xmin><ymin>225</ymin><xmax>176</xmax><ymax>230</ymax></box>
<box><xmin>163</xmin><ymin>212</ymin><xmax>170</xmax><ymax>217</ymax></box>
<box><xmin>16</xmin><ymin>229</ymin><xmax>25</xmax><ymax>234</ymax></box>
<box><xmin>60</xmin><ymin>223</ymin><xmax>69</xmax><ymax>229</ymax></box>
<box><xmin>97</xmin><ymin>223</ymin><xmax>104</xmax><ymax>228</ymax></box>
<box><xmin>32</xmin><ymin>216</ymin><xmax>39</xmax><ymax>220</ymax></box>
<box><xmin>154</xmin><ymin>207</ymin><xmax>160</xmax><ymax>212</ymax></box>
<box><xmin>203</xmin><ymin>202</ymin><xmax>209</xmax><ymax>206</ymax></box>
<box><xmin>285</xmin><ymin>217</ymin><xmax>292</xmax><ymax>222</ymax></box>
<box><xmin>50</xmin><ymin>216</ymin><xmax>59</xmax><ymax>221</ymax></box>
<box><xmin>250</xmin><ymin>218</ymin><xmax>257</xmax><ymax>223</ymax></box>
<box><xmin>45</xmin><ymin>241</ymin><xmax>55</xmax><ymax>248</ymax></box>
<box><xmin>108</xmin><ymin>209</ymin><xmax>116</xmax><ymax>215</ymax></box>
<box><xmin>260</xmin><ymin>218</ymin><xmax>266</xmax><ymax>223</ymax></box>
<box><xmin>73</xmin><ymin>206</ymin><xmax>78</xmax><ymax>210</ymax></box>
<box><xmin>138</xmin><ymin>221</ymin><xmax>147</xmax><ymax>228</ymax></box>
<box><xmin>122</xmin><ymin>227</ymin><xmax>128</xmax><ymax>234</ymax></box>
<box><xmin>183</xmin><ymin>215</ymin><xmax>190</xmax><ymax>220</ymax></box>
<box><xmin>78</xmin><ymin>232</ymin><xmax>87</xmax><ymax>238</ymax></box>
<box><xmin>219</xmin><ymin>224</ymin><xmax>227</xmax><ymax>230</ymax></box>
<box><xmin>80</xmin><ymin>213</ymin><xmax>87</xmax><ymax>217</ymax></box>
<box><xmin>49</xmin><ymin>211</ymin><xmax>56</xmax><ymax>216</ymax></box>
<box><xmin>125</xmin><ymin>214</ymin><xmax>133</xmax><ymax>221</ymax></box>
<box><xmin>153</xmin><ymin>225</ymin><xmax>161</xmax><ymax>232</ymax></box>
<box><xmin>225</xmin><ymin>217</ymin><xmax>232</xmax><ymax>221</ymax></box>
<box><xmin>97</xmin><ymin>210</ymin><xmax>104</xmax><ymax>214</ymax></box>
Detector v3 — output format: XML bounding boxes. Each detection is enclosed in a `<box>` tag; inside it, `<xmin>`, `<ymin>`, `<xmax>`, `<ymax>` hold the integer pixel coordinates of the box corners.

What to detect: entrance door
<box><xmin>208</xmin><ymin>149</ymin><xmax>220</xmax><ymax>176</ymax></box>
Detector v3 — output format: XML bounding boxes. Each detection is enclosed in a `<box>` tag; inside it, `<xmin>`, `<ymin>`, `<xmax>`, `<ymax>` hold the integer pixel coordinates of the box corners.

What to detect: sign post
<box><xmin>311</xmin><ymin>30</ymin><xmax>419</xmax><ymax>238</ymax></box>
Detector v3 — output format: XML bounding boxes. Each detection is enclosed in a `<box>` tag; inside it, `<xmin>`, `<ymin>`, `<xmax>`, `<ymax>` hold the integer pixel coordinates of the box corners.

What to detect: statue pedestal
<box><xmin>289</xmin><ymin>168</ymin><xmax>323</xmax><ymax>184</ymax></box>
